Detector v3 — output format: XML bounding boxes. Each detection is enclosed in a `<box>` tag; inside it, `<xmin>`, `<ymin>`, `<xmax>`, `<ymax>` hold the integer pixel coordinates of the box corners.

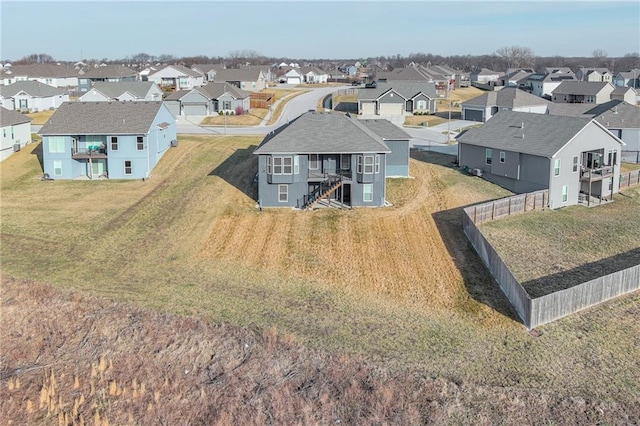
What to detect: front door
<box><xmin>90</xmin><ymin>159</ymin><xmax>106</xmax><ymax>178</ymax></box>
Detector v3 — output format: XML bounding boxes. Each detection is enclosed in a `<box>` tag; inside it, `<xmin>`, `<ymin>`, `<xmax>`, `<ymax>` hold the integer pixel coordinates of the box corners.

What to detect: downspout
<box><xmin>147</xmin><ymin>135</ymin><xmax>150</xmax><ymax>179</ymax></box>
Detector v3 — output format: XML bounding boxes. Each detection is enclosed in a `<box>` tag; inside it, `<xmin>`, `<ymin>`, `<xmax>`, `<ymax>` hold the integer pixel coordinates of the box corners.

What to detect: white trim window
<box><xmin>340</xmin><ymin>154</ymin><xmax>350</xmax><ymax>170</ymax></box>
<box><xmin>416</xmin><ymin>99</ymin><xmax>427</xmax><ymax>110</ymax></box>
<box><xmin>266</xmin><ymin>156</ymin><xmax>272</xmax><ymax>174</ymax></box>
<box><xmin>499</xmin><ymin>152</ymin><xmax>506</xmax><ymax>164</ymax></box>
<box><xmin>554</xmin><ymin>159</ymin><xmax>560</xmax><ymax>176</ymax></box>
<box><xmin>48</xmin><ymin>137</ymin><xmax>65</xmax><ymax>153</ymax></box>
<box><xmin>561</xmin><ymin>185</ymin><xmax>568</xmax><ymax>203</ymax></box>
<box><xmin>278</xmin><ymin>184</ymin><xmax>288</xmax><ymax>202</ymax></box>
<box><xmin>485</xmin><ymin>149</ymin><xmax>492</xmax><ymax>165</ymax></box>
<box><xmin>357</xmin><ymin>155</ymin><xmax>363</xmax><ymax>174</ymax></box>
<box><xmin>124</xmin><ymin>160</ymin><xmax>132</xmax><ymax>175</ymax></box>
<box><xmin>53</xmin><ymin>160</ymin><xmax>62</xmax><ymax>176</ymax></box>
<box><xmin>272</xmin><ymin>156</ymin><xmax>293</xmax><ymax>175</ymax></box>
<box><xmin>111</xmin><ymin>136</ymin><xmax>118</xmax><ymax>151</ymax></box>
<box><xmin>293</xmin><ymin>155</ymin><xmax>299</xmax><ymax>174</ymax></box>
<box><xmin>364</xmin><ymin>155</ymin><xmax>374</xmax><ymax>174</ymax></box>
<box><xmin>309</xmin><ymin>154</ymin><xmax>319</xmax><ymax>170</ymax></box>
<box><xmin>572</xmin><ymin>156</ymin><xmax>578</xmax><ymax>173</ymax></box>
<box><xmin>137</xmin><ymin>136</ymin><xmax>144</xmax><ymax>151</ymax></box>
<box><xmin>363</xmin><ymin>184</ymin><xmax>373</xmax><ymax>202</ymax></box>
<box><xmin>375</xmin><ymin>155</ymin><xmax>380</xmax><ymax>173</ymax></box>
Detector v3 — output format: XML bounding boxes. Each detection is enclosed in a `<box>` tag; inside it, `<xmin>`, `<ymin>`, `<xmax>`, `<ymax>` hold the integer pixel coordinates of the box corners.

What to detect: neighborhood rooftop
<box><xmin>457</xmin><ymin>110</ymin><xmax>597</xmax><ymax>158</ymax></box>
<box><xmin>254</xmin><ymin>111</ymin><xmax>399</xmax><ymax>155</ymax></box>
<box><xmin>0</xmin><ymin>106</ymin><xmax>32</xmax><ymax>127</ymax></box>
<box><xmin>0</xmin><ymin>80</ymin><xmax>67</xmax><ymax>97</ymax></box>
<box><xmin>81</xmin><ymin>65</ymin><xmax>138</xmax><ymax>78</ymax></box>
<box><xmin>551</xmin><ymin>81</ymin><xmax>611</xmax><ymax>95</ymax></box>
<box><xmin>38</xmin><ymin>101</ymin><xmax>166</xmax><ymax>135</ymax></box>
<box><xmin>83</xmin><ymin>81</ymin><xmax>156</xmax><ymax>98</ymax></box>
<box><xmin>548</xmin><ymin>100</ymin><xmax>640</xmax><ymax>128</ymax></box>
<box><xmin>358</xmin><ymin>81</ymin><xmax>437</xmax><ymax>100</ymax></box>
<box><xmin>462</xmin><ymin>87</ymin><xmax>550</xmax><ymax>108</ymax></box>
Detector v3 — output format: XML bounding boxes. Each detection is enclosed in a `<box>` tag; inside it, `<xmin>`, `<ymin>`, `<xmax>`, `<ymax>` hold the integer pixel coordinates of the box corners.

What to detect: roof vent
<box><xmin>520</xmin><ymin>122</ymin><xmax>524</xmax><ymax>128</ymax></box>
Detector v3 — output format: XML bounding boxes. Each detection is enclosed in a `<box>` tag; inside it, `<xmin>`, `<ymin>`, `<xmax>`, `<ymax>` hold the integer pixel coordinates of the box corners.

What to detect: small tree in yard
<box><xmin>235</xmin><ymin>106</ymin><xmax>244</xmax><ymax>116</ymax></box>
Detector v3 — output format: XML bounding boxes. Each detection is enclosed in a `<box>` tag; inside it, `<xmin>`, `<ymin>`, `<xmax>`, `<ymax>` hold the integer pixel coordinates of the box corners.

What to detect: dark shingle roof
<box><xmin>462</xmin><ymin>87</ymin><xmax>550</xmax><ymax>109</ymax></box>
<box><xmin>212</xmin><ymin>68</ymin><xmax>263</xmax><ymax>82</ymax></box>
<box><xmin>196</xmin><ymin>82</ymin><xmax>250</xmax><ymax>99</ymax></box>
<box><xmin>84</xmin><ymin>81</ymin><xmax>156</xmax><ymax>99</ymax></box>
<box><xmin>551</xmin><ymin>81</ymin><xmax>612</xmax><ymax>96</ymax></box>
<box><xmin>1</xmin><ymin>63</ymin><xmax>78</xmax><ymax>78</ymax></box>
<box><xmin>359</xmin><ymin>119</ymin><xmax>410</xmax><ymax>140</ymax></box>
<box><xmin>0</xmin><ymin>80</ymin><xmax>66</xmax><ymax>97</ymax></box>
<box><xmin>38</xmin><ymin>101</ymin><xmax>165</xmax><ymax>135</ymax></box>
<box><xmin>148</xmin><ymin>64</ymin><xmax>202</xmax><ymax>78</ymax></box>
<box><xmin>0</xmin><ymin>107</ymin><xmax>32</xmax><ymax>127</ymax></box>
<box><xmin>254</xmin><ymin>112</ymin><xmax>392</xmax><ymax>155</ymax></box>
<box><xmin>82</xmin><ymin>65</ymin><xmax>138</xmax><ymax>78</ymax></box>
<box><xmin>358</xmin><ymin>81</ymin><xmax>437</xmax><ymax>101</ymax></box>
<box><xmin>549</xmin><ymin>100</ymin><xmax>640</xmax><ymax>129</ymax></box>
<box><xmin>457</xmin><ymin>111</ymin><xmax>594</xmax><ymax>157</ymax></box>
<box><xmin>163</xmin><ymin>89</ymin><xmax>190</xmax><ymax>101</ymax></box>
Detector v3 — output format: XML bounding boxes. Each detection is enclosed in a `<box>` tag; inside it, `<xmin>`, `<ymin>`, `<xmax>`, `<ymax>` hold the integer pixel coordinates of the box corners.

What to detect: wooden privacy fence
<box><xmin>619</xmin><ymin>170</ymin><xmax>640</xmax><ymax>189</ymax></box>
<box><xmin>462</xmin><ymin>189</ymin><xmax>640</xmax><ymax>329</ymax></box>
<box><xmin>467</xmin><ymin>190</ymin><xmax>548</xmax><ymax>225</ymax></box>
<box><xmin>250</xmin><ymin>92</ymin><xmax>275</xmax><ymax>109</ymax></box>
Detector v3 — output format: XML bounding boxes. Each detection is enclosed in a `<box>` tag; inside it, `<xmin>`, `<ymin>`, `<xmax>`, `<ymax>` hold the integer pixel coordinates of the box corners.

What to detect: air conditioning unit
<box><xmin>170</xmin><ymin>139</ymin><xmax>178</xmax><ymax>147</ymax></box>
<box><xmin>474</xmin><ymin>168</ymin><xmax>483</xmax><ymax>177</ymax></box>
<box><xmin>13</xmin><ymin>143</ymin><xmax>20</xmax><ymax>152</ymax></box>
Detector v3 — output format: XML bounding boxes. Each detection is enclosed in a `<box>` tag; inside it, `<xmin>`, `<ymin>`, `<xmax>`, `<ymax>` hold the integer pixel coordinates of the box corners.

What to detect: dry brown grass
<box><xmin>404</xmin><ymin>115</ymin><xmax>448</xmax><ymax>127</ymax></box>
<box><xmin>25</xmin><ymin>109</ymin><xmax>56</xmax><ymax>125</ymax></box>
<box><xmin>437</xmin><ymin>87</ymin><xmax>484</xmax><ymax>111</ymax></box>
<box><xmin>201</xmin><ymin>109</ymin><xmax>268</xmax><ymax>126</ymax></box>
<box><xmin>621</xmin><ymin>162</ymin><xmax>640</xmax><ymax>172</ymax></box>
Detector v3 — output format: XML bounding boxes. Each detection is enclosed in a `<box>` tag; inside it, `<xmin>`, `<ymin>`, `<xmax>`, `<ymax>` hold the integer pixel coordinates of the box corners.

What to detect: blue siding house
<box><xmin>38</xmin><ymin>101</ymin><xmax>176</xmax><ymax>180</ymax></box>
<box><xmin>253</xmin><ymin>111</ymin><xmax>410</xmax><ymax>209</ymax></box>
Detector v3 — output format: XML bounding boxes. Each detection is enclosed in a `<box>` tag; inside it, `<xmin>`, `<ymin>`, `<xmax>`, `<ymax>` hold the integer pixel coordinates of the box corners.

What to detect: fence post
<box><xmin>473</xmin><ymin>206</ymin><xmax>477</xmax><ymax>224</ymax></box>
<box><xmin>491</xmin><ymin>202</ymin><xmax>495</xmax><ymax>221</ymax></box>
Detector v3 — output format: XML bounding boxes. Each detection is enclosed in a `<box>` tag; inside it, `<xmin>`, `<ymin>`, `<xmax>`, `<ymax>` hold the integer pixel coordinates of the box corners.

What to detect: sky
<box><xmin>1</xmin><ymin>1</ymin><xmax>639</xmax><ymax>61</ymax></box>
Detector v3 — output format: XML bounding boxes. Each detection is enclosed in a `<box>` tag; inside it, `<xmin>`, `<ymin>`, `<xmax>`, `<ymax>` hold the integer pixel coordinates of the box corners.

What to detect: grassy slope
<box><xmin>1</xmin><ymin>138</ymin><xmax>639</xmax><ymax>420</ymax></box>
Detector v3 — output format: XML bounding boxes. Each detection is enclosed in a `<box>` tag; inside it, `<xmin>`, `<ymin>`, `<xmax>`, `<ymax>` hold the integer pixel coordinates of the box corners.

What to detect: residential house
<box><xmin>299</xmin><ymin>66</ymin><xmax>328</xmax><ymax>84</ymax></box>
<box><xmin>145</xmin><ymin>65</ymin><xmax>204</xmax><ymax>91</ymax></box>
<box><xmin>551</xmin><ymin>81</ymin><xmax>615</xmax><ymax>104</ymax></box>
<box><xmin>457</xmin><ymin>111</ymin><xmax>623</xmax><ymax>209</ymax></box>
<box><xmin>0</xmin><ymin>107</ymin><xmax>32</xmax><ymax>162</ymax></box>
<box><xmin>191</xmin><ymin>64</ymin><xmax>225</xmax><ymax>82</ymax></box>
<box><xmin>469</xmin><ymin>68</ymin><xmax>503</xmax><ymax>84</ymax></box>
<box><xmin>38</xmin><ymin>101</ymin><xmax>176</xmax><ymax>180</ymax></box>
<box><xmin>253</xmin><ymin>111</ymin><xmax>410</xmax><ymax>208</ymax></box>
<box><xmin>239</xmin><ymin>64</ymin><xmax>274</xmax><ymax>83</ymax></box>
<box><xmin>0</xmin><ymin>80</ymin><xmax>69</xmax><ymax>112</ymax></box>
<box><xmin>576</xmin><ymin>67</ymin><xmax>613</xmax><ymax>83</ymax></box>
<box><xmin>500</xmin><ymin>69</ymin><xmax>534</xmax><ymax>88</ymax></box>
<box><xmin>284</xmin><ymin>68</ymin><xmax>304</xmax><ymax>85</ymax></box>
<box><xmin>377</xmin><ymin>64</ymin><xmax>459</xmax><ymax>92</ymax></box>
<box><xmin>212</xmin><ymin>68</ymin><xmax>267</xmax><ymax>91</ymax></box>
<box><xmin>613</xmin><ymin>69</ymin><xmax>640</xmax><ymax>89</ymax></box>
<box><xmin>0</xmin><ymin>64</ymin><xmax>78</xmax><ymax>90</ymax></box>
<box><xmin>548</xmin><ymin>100</ymin><xmax>640</xmax><ymax>163</ymax></box>
<box><xmin>78</xmin><ymin>81</ymin><xmax>163</xmax><ymax>102</ymax></box>
<box><xmin>461</xmin><ymin>87</ymin><xmax>550</xmax><ymax>122</ymax></box>
<box><xmin>528</xmin><ymin>68</ymin><xmax>576</xmax><ymax>99</ymax></box>
<box><xmin>358</xmin><ymin>81</ymin><xmax>437</xmax><ymax>116</ymax></box>
<box><xmin>163</xmin><ymin>82</ymin><xmax>250</xmax><ymax>117</ymax></box>
<box><xmin>610</xmin><ymin>86</ymin><xmax>637</xmax><ymax>104</ymax></box>
<box><xmin>78</xmin><ymin>65</ymin><xmax>138</xmax><ymax>93</ymax></box>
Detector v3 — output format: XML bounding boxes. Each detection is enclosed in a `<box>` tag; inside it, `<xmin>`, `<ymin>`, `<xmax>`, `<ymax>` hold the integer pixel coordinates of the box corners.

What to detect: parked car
<box><xmin>351</xmin><ymin>80</ymin><xmax>362</xmax><ymax>86</ymax></box>
<box><xmin>365</xmin><ymin>81</ymin><xmax>377</xmax><ymax>88</ymax></box>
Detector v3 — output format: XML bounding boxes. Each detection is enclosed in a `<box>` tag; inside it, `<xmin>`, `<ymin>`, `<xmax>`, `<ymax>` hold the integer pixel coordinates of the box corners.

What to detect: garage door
<box><xmin>183</xmin><ymin>104</ymin><xmax>207</xmax><ymax>116</ymax></box>
<box><xmin>463</xmin><ymin>108</ymin><xmax>484</xmax><ymax>122</ymax></box>
<box><xmin>360</xmin><ymin>102</ymin><xmax>375</xmax><ymax>115</ymax></box>
<box><xmin>379</xmin><ymin>102</ymin><xmax>403</xmax><ymax>116</ymax></box>
<box><xmin>287</xmin><ymin>77</ymin><xmax>301</xmax><ymax>85</ymax></box>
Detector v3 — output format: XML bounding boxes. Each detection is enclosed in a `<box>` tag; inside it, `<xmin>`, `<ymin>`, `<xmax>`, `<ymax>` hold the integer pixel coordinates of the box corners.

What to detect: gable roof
<box><xmin>551</xmin><ymin>81</ymin><xmax>613</xmax><ymax>96</ymax></box>
<box><xmin>615</xmin><ymin>68</ymin><xmax>640</xmax><ymax>79</ymax></box>
<box><xmin>195</xmin><ymin>82</ymin><xmax>250</xmax><ymax>100</ymax></box>
<box><xmin>148</xmin><ymin>64</ymin><xmax>202</xmax><ymax>78</ymax></box>
<box><xmin>358</xmin><ymin>81</ymin><xmax>437</xmax><ymax>101</ymax></box>
<box><xmin>82</xmin><ymin>65</ymin><xmax>138</xmax><ymax>78</ymax></box>
<box><xmin>212</xmin><ymin>68</ymin><xmax>263</xmax><ymax>82</ymax></box>
<box><xmin>549</xmin><ymin>100</ymin><xmax>640</xmax><ymax>129</ymax></box>
<box><xmin>359</xmin><ymin>119</ymin><xmax>411</xmax><ymax>140</ymax></box>
<box><xmin>457</xmin><ymin>111</ymin><xmax>597</xmax><ymax>157</ymax></box>
<box><xmin>299</xmin><ymin>66</ymin><xmax>326</xmax><ymax>75</ymax></box>
<box><xmin>38</xmin><ymin>101</ymin><xmax>166</xmax><ymax>135</ymax></box>
<box><xmin>163</xmin><ymin>89</ymin><xmax>190</xmax><ymax>101</ymax></box>
<box><xmin>0</xmin><ymin>106</ymin><xmax>32</xmax><ymax>127</ymax></box>
<box><xmin>462</xmin><ymin>87</ymin><xmax>550</xmax><ymax>109</ymax></box>
<box><xmin>611</xmin><ymin>86</ymin><xmax>636</xmax><ymax>95</ymax></box>
<box><xmin>253</xmin><ymin>112</ymin><xmax>393</xmax><ymax>155</ymax></box>
<box><xmin>191</xmin><ymin>63</ymin><xmax>225</xmax><ymax>74</ymax></box>
<box><xmin>87</xmin><ymin>81</ymin><xmax>157</xmax><ymax>99</ymax></box>
<box><xmin>0</xmin><ymin>80</ymin><xmax>66</xmax><ymax>97</ymax></box>
<box><xmin>1</xmin><ymin>63</ymin><xmax>78</xmax><ymax>78</ymax></box>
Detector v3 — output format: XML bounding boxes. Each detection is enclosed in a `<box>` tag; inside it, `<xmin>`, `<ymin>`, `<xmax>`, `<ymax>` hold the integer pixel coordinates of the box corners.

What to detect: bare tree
<box><xmin>592</xmin><ymin>49</ymin><xmax>608</xmax><ymax>67</ymax></box>
<box><xmin>227</xmin><ymin>50</ymin><xmax>263</xmax><ymax>67</ymax></box>
<box><xmin>495</xmin><ymin>46</ymin><xmax>535</xmax><ymax>69</ymax></box>
<box><xmin>14</xmin><ymin>53</ymin><xmax>56</xmax><ymax>65</ymax></box>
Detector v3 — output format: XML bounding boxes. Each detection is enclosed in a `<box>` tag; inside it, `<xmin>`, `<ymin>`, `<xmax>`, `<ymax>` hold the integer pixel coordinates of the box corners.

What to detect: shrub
<box><xmin>218</xmin><ymin>111</ymin><xmax>224</xmax><ymax>115</ymax></box>
<box><xmin>230</xmin><ymin>110</ymin><xmax>235</xmax><ymax>116</ymax></box>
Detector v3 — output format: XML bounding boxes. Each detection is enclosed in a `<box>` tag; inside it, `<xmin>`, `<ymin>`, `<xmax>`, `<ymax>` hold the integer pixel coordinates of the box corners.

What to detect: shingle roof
<box><xmin>0</xmin><ymin>80</ymin><xmax>66</xmax><ymax>97</ymax></box>
<box><xmin>163</xmin><ymin>90</ymin><xmax>190</xmax><ymax>101</ymax></box>
<box><xmin>82</xmin><ymin>65</ymin><xmax>138</xmax><ymax>78</ymax></box>
<box><xmin>551</xmin><ymin>81</ymin><xmax>612</xmax><ymax>96</ymax></box>
<box><xmin>1</xmin><ymin>63</ymin><xmax>78</xmax><ymax>78</ymax></box>
<box><xmin>84</xmin><ymin>81</ymin><xmax>156</xmax><ymax>99</ymax></box>
<box><xmin>38</xmin><ymin>101</ymin><xmax>165</xmax><ymax>135</ymax></box>
<box><xmin>462</xmin><ymin>87</ymin><xmax>550</xmax><ymax>109</ymax></box>
<box><xmin>0</xmin><ymin>106</ymin><xmax>32</xmax><ymax>127</ymax></box>
<box><xmin>456</xmin><ymin>111</ymin><xmax>594</xmax><ymax>158</ymax></box>
<box><xmin>359</xmin><ymin>119</ymin><xmax>410</xmax><ymax>140</ymax></box>
<box><xmin>611</xmin><ymin>86</ymin><xmax>636</xmax><ymax>95</ymax></box>
<box><xmin>196</xmin><ymin>82</ymin><xmax>250</xmax><ymax>99</ymax></box>
<box><xmin>548</xmin><ymin>100</ymin><xmax>640</xmax><ymax>129</ymax></box>
<box><xmin>148</xmin><ymin>64</ymin><xmax>202</xmax><ymax>78</ymax></box>
<box><xmin>212</xmin><ymin>68</ymin><xmax>263</xmax><ymax>82</ymax></box>
<box><xmin>191</xmin><ymin>63</ymin><xmax>225</xmax><ymax>74</ymax></box>
<box><xmin>358</xmin><ymin>81</ymin><xmax>437</xmax><ymax>101</ymax></box>
<box><xmin>253</xmin><ymin>112</ymin><xmax>392</xmax><ymax>155</ymax></box>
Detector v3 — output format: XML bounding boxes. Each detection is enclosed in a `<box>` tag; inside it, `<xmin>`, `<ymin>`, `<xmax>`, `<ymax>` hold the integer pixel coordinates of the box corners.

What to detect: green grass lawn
<box><xmin>1</xmin><ymin>138</ymin><xmax>639</xmax><ymax>410</ymax></box>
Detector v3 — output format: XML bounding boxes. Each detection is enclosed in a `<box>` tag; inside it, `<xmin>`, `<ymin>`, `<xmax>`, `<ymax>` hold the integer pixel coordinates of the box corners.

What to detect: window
<box><xmin>363</xmin><ymin>184</ymin><xmax>373</xmax><ymax>202</ymax></box>
<box><xmin>485</xmin><ymin>149</ymin><xmax>492</xmax><ymax>165</ymax></box>
<box><xmin>137</xmin><ymin>136</ymin><xmax>144</xmax><ymax>151</ymax></box>
<box><xmin>46</xmin><ymin>78</ymin><xmax>52</xmax><ymax>85</ymax></box>
<box><xmin>499</xmin><ymin>152</ymin><xmax>506</xmax><ymax>164</ymax></box>
<box><xmin>572</xmin><ymin>156</ymin><xmax>578</xmax><ymax>172</ymax></box>
<box><xmin>607</xmin><ymin>150</ymin><xmax>617</xmax><ymax>166</ymax></box>
<box><xmin>375</xmin><ymin>155</ymin><xmax>380</xmax><ymax>173</ymax></box>
<box><xmin>364</xmin><ymin>155</ymin><xmax>374</xmax><ymax>174</ymax></box>
<box><xmin>124</xmin><ymin>160</ymin><xmax>132</xmax><ymax>175</ymax></box>
<box><xmin>19</xmin><ymin>99</ymin><xmax>28</xmax><ymax>109</ymax></box>
<box><xmin>554</xmin><ymin>159</ymin><xmax>560</xmax><ymax>176</ymax></box>
<box><xmin>266</xmin><ymin>156</ymin><xmax>272</xmax><ymax>174</ymax></box>
<box><xmin>48</xmin><ymin>137</ymin><xmax>65</xmax><ymax>153</ymax></box>
<box><xmin>223</xmin><ymin>101</ymin><xmax>231</xmax><ymax>110</ymax></box>
<box><xmin>357</xmin><ymin>155</ymin><xmax>363</xmax><ymax>174</ymax></box>
<box><xmin>309</xmin><ymin>154</ymin><xmax>319</xmax><ymax>170</ymax></box>
<box><xmin>179</xmin><ymin>78</ymin><xmax>189</xmax><ymax>88</ymax></box>
<box><xmin>278</xmin><ymin>184</ymin><xmax>288</xmax><ymax>202</ymax></box>
<box><xmin>252</xmin><ymin>82</ymin><xmax>256</xmax><ymax>88</ymax></box>
<box><xmin>416</xmin><ymin>100</ymin><xmax>427</xmax><ymax>110</ymax></box>
<box><xmin>86</xmin><ymin>135</ymin><xmax>102</xmax><ymax>150</ymax></box>
<box><xmin>340</xmin><ymin>154</ymin><xmax>350</xmax><ymax>170</ymax></box>
<box><xmin>608</xmin><ymin>178</ymin><xmax>613</xmax><ymax>191</ymax></box>
<box><xmin>272</xmin><ymin>156</ymin><xmax>292</xmax><ymax>175</ymax></box>
<box><xmin>111</xmin><ymin>136</ymin><xmax>118</xmax><ymax>151</ymax></box>
<box><xmin>53</xmin><ymin>160</ymin><xmax>62</xmax><ymax>176</ymax></box>
<box><xmin>561</xmin><ymin>185</ymin><xmax>568</xmax><ymax>203</ymax></box>
<box><xmin>293</xmin><ymin>155</ymin><xmax>299</xmax><ymax>174</ymax></box>
<box><xmin>79</xmin><ymin>79</ymin><xmax>88</xmax><ymax>84</ymax></box>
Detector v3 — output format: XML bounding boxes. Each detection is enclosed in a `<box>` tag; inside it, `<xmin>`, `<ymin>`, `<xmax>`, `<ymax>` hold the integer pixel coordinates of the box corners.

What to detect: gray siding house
<box><xmin>78</xmin><ymin>81</ymin><xmax>163</xmax><ymax>102</ymax></box>
<box><xmin>461</xmin><ymin>87</ymin><xmax>550</xmax><ymax>122</ymax></box>
<box><xmin>163</xmin><ymin>82</ymin><xmax>251</xmax><ymax>117</ymax></box>
<box><xmin>253</xmin><ymin>111</ymin><xmax>410</xmax><ymax>209</ymax></box>
<box><xmin>551</xmin><ymin>81</ymin><xmax>615</xmax><ymax>104</ymax></box>
<box><xmin>358</xmin><ymin>81</ymin><xmax>437</xmax><ymax>116</ymax></box>
<box><xmin>78</xmin><ymin>65</ymin><xmax>138</xmax><ymax>93</ymax></box>
<box><xmin>457</xmin><ymin>111</ymin><xmax>624</xmax><ymax>209</ymax></box>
